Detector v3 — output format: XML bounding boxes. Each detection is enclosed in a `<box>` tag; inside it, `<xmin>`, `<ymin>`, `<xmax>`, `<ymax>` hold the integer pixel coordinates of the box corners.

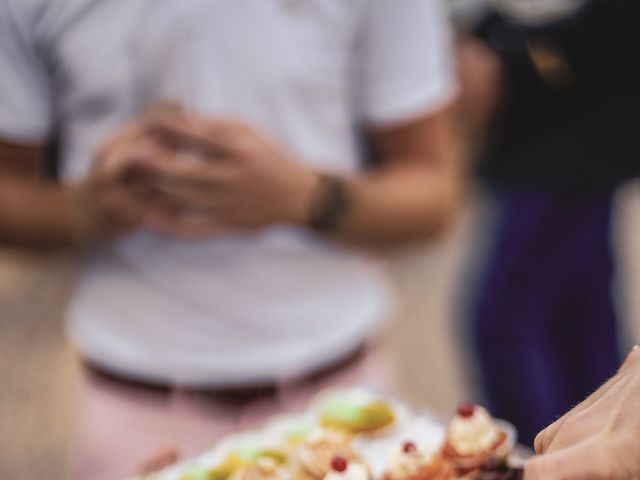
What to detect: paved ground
<box><xmin>1</xmin><ymin>184</ymin><xmax>639</xmax><ymax>480</ymax></box>
<box><xmin>0</xmin><ymin>251</ymin><xmax>77</xmax><ymax>480</ymax></box>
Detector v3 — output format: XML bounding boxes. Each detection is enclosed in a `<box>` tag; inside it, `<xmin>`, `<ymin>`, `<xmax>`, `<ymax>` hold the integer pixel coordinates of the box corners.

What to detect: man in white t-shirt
<box><xmin>0</xmin><ymin>0</ymin><xmax>459</xmax><ymax>477</ymax></box>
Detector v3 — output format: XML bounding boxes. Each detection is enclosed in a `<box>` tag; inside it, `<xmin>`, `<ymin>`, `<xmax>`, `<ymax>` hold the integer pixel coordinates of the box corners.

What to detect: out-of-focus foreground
<box><xmin>2</xmin><ymin>184</ymin><xmax>640</xmax><ymax>479</ymax></box>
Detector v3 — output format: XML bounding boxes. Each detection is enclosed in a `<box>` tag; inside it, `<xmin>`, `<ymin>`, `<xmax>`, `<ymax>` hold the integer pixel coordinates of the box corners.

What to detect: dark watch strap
<box><xmin>309</xmin><ymin>174</ymin><xmax>350</xmax><ymax>232</ymax></box>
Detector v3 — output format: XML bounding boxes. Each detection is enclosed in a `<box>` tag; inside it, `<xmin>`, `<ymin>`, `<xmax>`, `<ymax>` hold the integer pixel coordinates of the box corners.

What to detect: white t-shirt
<box><xmin>0</xmin><ymin>0</ymin><xmax>456</xmax><ymax>386</ymax></box>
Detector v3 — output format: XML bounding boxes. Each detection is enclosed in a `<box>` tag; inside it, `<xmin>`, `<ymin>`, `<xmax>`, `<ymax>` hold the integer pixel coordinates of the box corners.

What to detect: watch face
<box><xmin>491</xmin><ymin>0</ymin><xmax>585</xmax><ymax>25</ymax></box>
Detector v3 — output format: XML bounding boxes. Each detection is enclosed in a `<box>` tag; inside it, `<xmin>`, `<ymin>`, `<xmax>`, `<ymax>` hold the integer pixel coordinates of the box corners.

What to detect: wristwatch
<box><xmin>309</xmin><ymin>174</ymin><xmax>350</xmax><ymax>232</ymax></box>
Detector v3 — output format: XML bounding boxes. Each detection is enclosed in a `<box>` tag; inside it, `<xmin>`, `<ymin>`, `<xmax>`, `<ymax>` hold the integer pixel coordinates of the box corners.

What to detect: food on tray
<box><xmin>231</xmin><ymin>457</ymin><xmax>293</xmax><ymax>480</ymax></box>
<box><xmin>442</xmin><ymin>403</ymin><xmax>510</xmax><ymax>475</ymax></box>
<box><xmin>178</xmin><ymin>465</ymin><xmax>232</xmax><ymax>480</ymax></box>
<box><xmin>283</xmin><ymin>424</ymin><xmax>314</xmax><ymax>446</ymax></box>
<box><xmin>219</xmin><ymin>448</ymin><xmax>288</xmax><ymax>467</ymax></box>
<box><xmin>318</xmin><ymin>397</ymin><xmax>395</xmax><ymax>435</ymax></box>
<box><xmin>323</xmin><ymin>456</ymin><xmax>370</xmax><ymax>480</ymax></box>
<box><xmin>139</xmin><ymin>390</ymin><xmax>520</xmax><ymax>480</ymax></box>
<box><xmin>177</xmin><ymin>456</ymin><xmax>238</xmax><ymax>480</ymax></box>
<box><xmin>264</xmin><ymin>415</ymin><xmax>316</xmax><ymax>448</ymax></box>
<box><xmin>177</xmin><ymin>449</ymin><xmax>288</xmax><ymax>480</ymax></box>
<box><xmin>383</xmin><ymin>440</ymin><xmax>453</xmax><ymax>480</ymax></box>
<box><xmin>471</xmin><ymin>457</ymin><xmax>524</xmax><ymax>480</ymax></box>
<box><xmin>293</xmin><ymin>429</ymin><xmax>364</xmax><ymax>480</ymax></box>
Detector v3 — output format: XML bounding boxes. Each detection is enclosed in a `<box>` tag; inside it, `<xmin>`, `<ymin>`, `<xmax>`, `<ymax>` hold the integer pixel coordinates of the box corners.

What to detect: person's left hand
<box><xmin>131</xmin><ymin>110</ymin><xmax>320</xmax><ymax>239</ymax></box>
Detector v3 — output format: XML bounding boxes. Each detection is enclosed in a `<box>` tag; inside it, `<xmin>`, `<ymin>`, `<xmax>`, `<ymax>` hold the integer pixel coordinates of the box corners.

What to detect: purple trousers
<box><xmin>470</xmin><ymin>191</ymin><xmax>622</xmax><ymax>446</ymax></box>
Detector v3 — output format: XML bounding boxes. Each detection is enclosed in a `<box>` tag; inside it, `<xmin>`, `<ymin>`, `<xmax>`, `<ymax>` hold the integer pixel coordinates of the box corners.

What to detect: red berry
<box><xmin>402</xmin><ymin>441</ymin><xmax>417</xmax><ymax>454</ymax></box>
<box><xmin>457</xmin><ymin>402</ymin><xmax>477</xmax><ymax>418</ymax></box>
<box><xmin>331</xmin><ymin>456</ymin><xmax>348</xmax><ymax>473</ymax></box>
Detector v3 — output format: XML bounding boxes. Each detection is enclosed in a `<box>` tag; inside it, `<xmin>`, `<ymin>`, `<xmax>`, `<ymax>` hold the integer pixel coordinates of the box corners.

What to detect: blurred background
<box><xmin>3</xmin><ymin>182</ymin><xmax>640</xmax><ymax>478</ymax></box>
<box><xmin>1</xmin><ymin>0</ymin><xmax>639</xmax><ymax>478</ymax></box>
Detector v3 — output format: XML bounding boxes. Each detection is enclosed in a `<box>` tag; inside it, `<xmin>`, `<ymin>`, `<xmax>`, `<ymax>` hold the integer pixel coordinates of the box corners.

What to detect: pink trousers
<box><xmin>69</xmin><ymin>345</ymin><xmax>390</xmax><ymax>480</ymax></box>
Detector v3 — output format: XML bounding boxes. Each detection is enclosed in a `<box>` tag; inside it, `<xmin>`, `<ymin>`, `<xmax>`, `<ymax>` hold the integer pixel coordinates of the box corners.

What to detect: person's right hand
<box><xmin>525</xmin><ymin>346</ymin><xmax>640</xmax><ymax>480</ymax></box>
<box><xmin>69</xmin><ymin>119</ymin><xmax>163</xmax><ymax>246</ymax></box>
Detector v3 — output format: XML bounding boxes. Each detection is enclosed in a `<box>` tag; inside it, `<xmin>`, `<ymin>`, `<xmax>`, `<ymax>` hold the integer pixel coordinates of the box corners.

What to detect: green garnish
<box><xmin>319</xmin><ymin>400</ymin><xmax>395</xmax><ymax>433</ymax></box>
<box><xmin>285</xmin><ymin>424</ymin><xmax>313</xmax><ymax>444</ymax></box>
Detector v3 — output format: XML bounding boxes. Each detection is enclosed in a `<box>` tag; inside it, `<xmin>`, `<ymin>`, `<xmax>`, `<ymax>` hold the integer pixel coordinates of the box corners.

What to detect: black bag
<box><xmin>474</xmin><ymin>0</ymin><xmax>640</xmax><ymax>192</ymax></box>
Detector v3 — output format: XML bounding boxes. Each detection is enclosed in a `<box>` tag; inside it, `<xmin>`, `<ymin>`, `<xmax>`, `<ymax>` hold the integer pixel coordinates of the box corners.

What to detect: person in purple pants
<box><xmin>456</xmin><ymin>0</ymin><xmax>640</xmax><ymax>445</ymax></box>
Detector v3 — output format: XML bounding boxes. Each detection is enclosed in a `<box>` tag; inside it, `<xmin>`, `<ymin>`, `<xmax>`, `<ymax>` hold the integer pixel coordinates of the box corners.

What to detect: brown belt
<box><xmin>85</xmin><ymin>344</ymin><xmax>366</xmax><ymax>405</ymax></box>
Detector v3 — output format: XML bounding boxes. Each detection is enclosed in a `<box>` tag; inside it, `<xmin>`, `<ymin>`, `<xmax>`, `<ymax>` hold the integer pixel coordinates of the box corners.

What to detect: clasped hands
<box><xmin>71</xmin><ymin>108</ymin><xmax>319</xmax><ymax>244</ymax></box>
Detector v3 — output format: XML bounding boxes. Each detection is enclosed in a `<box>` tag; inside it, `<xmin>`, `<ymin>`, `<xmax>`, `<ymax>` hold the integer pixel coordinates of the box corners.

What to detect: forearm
<box><xmin>331</xmin><ymin>162</ymin><xmax>463</xmax><ymax>247</ymax></box>
<box><xmin>0</xmin><ymin>178</ymin><xmax>76</xmax><ymax>249</ymax></box>
<box><xmin>318</xmin><ymin>106</ymin><xmax>464</xmax><ymax>248</ymax></box>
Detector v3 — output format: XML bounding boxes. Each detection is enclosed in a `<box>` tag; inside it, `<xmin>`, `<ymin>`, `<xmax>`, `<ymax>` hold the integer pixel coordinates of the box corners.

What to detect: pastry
<box><xmin>231</xmin><ymin>457</ymin><xmax>293</xmax><ymax>480</ymax></box>
<box><xmin>178</xmin><ymin>450</ymin><xmax>287</xmax><ymax>480</ymax></box>
<box><xmin>466</xmin><ymin>457</ymin><xmax>524</xmax><ymax>480</ymax></box>
<box><xmin>323</xmin><ymin>456</ymin><xmax>370</xmax><ymax>480</ymax></box>
<box><xmin>442</xmin><ymin>404</ymin><xmax>509</xmax><ymax>476</ymax></box>
<box><xmin>292</xmin><ymin>429</ymin><xmax>364</xmax><ymax>480</ymax></box>
<box><xmin>383</xmin><ymin>440</ymin><xmax>454</xmax><ymax>480</ymax></box>
<box><xmin>318</xmin><ymin>398</ymin><xmax>395</xmax><ymax>435</ymax></box>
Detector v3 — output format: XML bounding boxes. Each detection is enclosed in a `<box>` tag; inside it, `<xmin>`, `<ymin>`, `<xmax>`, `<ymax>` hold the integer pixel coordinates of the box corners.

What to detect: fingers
<box><xmin>534</xmin><ymin>348</ymin><xmax>640</xmax><ymax>454</ymax></box>
<box><xmin>530</xmin><ymin>348</ymin><xmax>640</xmax><ymax>480</ymax></box>
<box><xmin>619</xmin><ymin>345</ymin><xmax>640</xmax><ymax>373</ymax></box>
<box><xmin>96</xmin><ymin>107</ymin><xmax>259</xmax><ymax>179</ymax></box>
<box><xmin>526</xmin><ymin>437</ymin><xmax>611</xmax><ymax>480</ymax></box>
<box><xmin>94</xmin><ymin>119</ymin><xmax>147</xmax><ymax>169</ymax></box>
<box><xmin>126</xmin><ymin>155</ymin><xmax>235</xmax><ymax>209</ymax></box>
<box><xmin>90</xmin><ymin>111</ymin><xmax>273</xmax><ymax>240</ymax></box>
<box><xmin>96</xmin><ymin>109</ymin><xmax>254</xmax><ymax>190</ymax></box>
<box><xmin>97</xmin><ymin>135</ymin><xmax>167</xmax><ymax>184</ymax></box>
<box><xmin>533</xmin><ymin>427</ymin><xmax>551</xmax><ymax>455</ymax></box>
<box><xmin>534</xmin><ymin>381</ymin><xmax>615</xmax><ymax>455</ymax></box>
<box><xmin>129</xmin><ymin>153</ymin><xmax>226</xmax><ymax>187</ymax></box>
<box><xmin>145</xmin><ymin>109</ymin><xmax>253</xmax><ymax>159</ymax></box>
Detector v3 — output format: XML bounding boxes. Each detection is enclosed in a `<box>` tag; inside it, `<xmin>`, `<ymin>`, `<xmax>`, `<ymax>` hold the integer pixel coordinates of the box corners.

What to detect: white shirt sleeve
<box><xmin>354</xmin><ymin>0</ymin><xmax>458</xmax><ymax>127</ymax></box>
<box><xmin>0</xmin><ymin>1</ymin><xmax>53</xmax><ymax>143</ymax></box>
